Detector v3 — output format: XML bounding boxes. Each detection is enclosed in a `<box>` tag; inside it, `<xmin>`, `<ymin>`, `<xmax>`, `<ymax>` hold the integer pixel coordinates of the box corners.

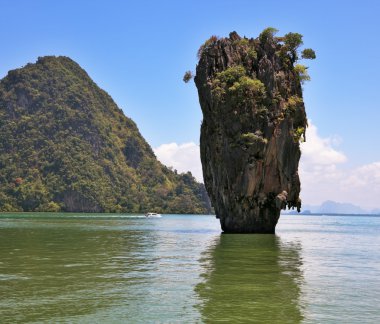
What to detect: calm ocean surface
<box><xmin>0</xmin><ymin>213</ymin><xmax>379</xmax><ymax>323</ymax></box>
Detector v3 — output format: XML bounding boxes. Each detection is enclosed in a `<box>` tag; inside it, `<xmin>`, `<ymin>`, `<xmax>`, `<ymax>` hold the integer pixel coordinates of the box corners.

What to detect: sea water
<box><xmin>0</xmin><ymin>213</ymin><xmax>379</xmax><ymax>323</ymax></box>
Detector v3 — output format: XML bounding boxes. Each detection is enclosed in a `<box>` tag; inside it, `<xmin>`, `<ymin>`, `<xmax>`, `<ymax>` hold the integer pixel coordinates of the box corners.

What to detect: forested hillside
<box><xmin>0</xmin><ymin>56</ymin><xmax>211</xmax><ymax>213</ymax></box>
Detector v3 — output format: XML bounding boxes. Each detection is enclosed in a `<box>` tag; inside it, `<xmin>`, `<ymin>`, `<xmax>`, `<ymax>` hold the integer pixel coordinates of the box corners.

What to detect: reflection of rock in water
<box><xmin>195</xmin><ymin>234</ymin><xmax>304</xmax><ymax>323</ymax></box>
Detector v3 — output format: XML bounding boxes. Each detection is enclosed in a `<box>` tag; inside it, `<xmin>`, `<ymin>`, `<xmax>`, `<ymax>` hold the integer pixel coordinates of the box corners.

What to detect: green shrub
<box><xmin>259</xmin><ymin>27</ymin><xmax>279</xmax><ymax>44</ymax></box>
<box><xmin>229</xmin><ymin>77</ymin><xmax>266</xmax><ymax>100</ymax></box>
<box><xmin>240</xmin><ymin>132</ymin><xmax>268</xmax><ymax>145</ymax></box>
<box><xmin>284</xmin><ymin>95</ymin><xmax>303</xmax><ymax>114</ymax></box>
<box><xmin>37</xmin><ymin>201</ymin><xmax>61</xmax><ymax>212</ymax></box>
<box><xmin>183</xmin><ymin>71</ymin><xmax>193</xmax><ymax>83</ymax></box>
<box><xmin>283</xmin><ymin>32</ymin><xmax>304</xmax><ymax>62</ymax></box>
<box><xmin>211</xmin><ymin>66</ymin><xmax>266</xmax><ymax>103</ymax></box>
<box><xmin>247</xmin><ymin>49</ymin><xmax>257</xmax><ymax>60</ymax></box>
<box><xmin>233</xmin><ymin>38</ymin><xmax>257</xmax><ymax>60</ymax></box>
<box><xmin>283</xmin><ymin>32</ymin><xmax>303</xmax><ymax>51</ymax></box>
<box><xmin>293</xmin><ymin>127</ymin><xmax>305</xmax><ymax>142</ymax></box>
<box><xmin>287</xmin><ymin>95</ymin><xmax>303</xmax><ymax>107</ymax></box>
<box><xmin>294</xmin><ymin>64</ymin><xmax>310</xmax><ymax>83</ymax></box>
<box><xmin>234</xmin><ymin>38</ymin><xmax>250</xmax><ymax>46</ymax></box>
<box><xmin>211</xmin><ymin>85</ymin><xmax>226</xmax><ymax>101</ymax></box>
<box><xmin>276</xmin><ymin>32</ymin><xmax>316</xmax><ymax>65</ymax></box>
<box><xmin>0</xmin><ymin>203</ymin><xmax>20</xmax><ymax>212</ymax></box>
<box><xmin>211</xmin><ymin>65</ymin><xmax>246</xmax><ymax>99</ymax></box>
<box><xmin>215</xmin><ymin>65</ymin><xmax>246</xmax><ymax>85</ymax></box>
<box><xmin>301</xmin><ymin>48</ymin><xmax>316</xmax><ymax>59</ymax></box>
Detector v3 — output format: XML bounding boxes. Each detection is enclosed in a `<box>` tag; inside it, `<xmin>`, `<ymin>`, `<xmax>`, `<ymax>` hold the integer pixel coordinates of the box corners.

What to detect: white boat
<box><xmin>145</xmin><ymin>212</ymin><xmax>162</xmax><ymax>218</ymax></box>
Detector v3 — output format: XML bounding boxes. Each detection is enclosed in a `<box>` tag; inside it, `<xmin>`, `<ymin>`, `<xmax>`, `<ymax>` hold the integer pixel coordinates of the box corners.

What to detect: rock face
<box><xmin>0</xmin><ymin>56</ymin><xmax>212</xmax><ymax>213</ymax></box>
<box><xmin>195</xmin><ymin>31</ymin><xmax>308</xmax><ymax>233</ymax></box>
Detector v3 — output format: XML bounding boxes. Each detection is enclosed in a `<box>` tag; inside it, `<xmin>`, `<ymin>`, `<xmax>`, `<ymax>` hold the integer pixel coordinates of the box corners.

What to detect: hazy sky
<box><xmin>1</xmin><ymin>0</ymin><xmax>379</xmax><ymax>209</ymax></box>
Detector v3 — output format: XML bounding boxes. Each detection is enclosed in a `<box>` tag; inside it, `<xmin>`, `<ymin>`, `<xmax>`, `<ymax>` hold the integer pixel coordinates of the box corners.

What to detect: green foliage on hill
<box><xmin>0</xmin><ymin>56</ymin><xmax>212</xmax><ymax>213</ymax></box>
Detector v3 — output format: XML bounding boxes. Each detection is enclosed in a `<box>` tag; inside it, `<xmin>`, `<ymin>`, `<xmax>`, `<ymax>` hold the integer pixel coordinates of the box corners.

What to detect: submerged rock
<box><xmin>195</xmin><ymin>30</ymin><xmax>312</xmax><ymax>233</ymax></box>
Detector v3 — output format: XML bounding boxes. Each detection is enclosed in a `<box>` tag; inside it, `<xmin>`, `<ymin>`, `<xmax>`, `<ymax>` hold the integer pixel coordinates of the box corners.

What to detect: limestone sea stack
<box><xmin>195</xmin><ymin>29</ymin><xmax>314</xmax><ymax>233</ymax></box>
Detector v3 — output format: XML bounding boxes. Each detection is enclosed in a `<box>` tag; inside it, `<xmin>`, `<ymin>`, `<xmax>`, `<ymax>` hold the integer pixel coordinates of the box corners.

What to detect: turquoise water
<box><xmin>0</xmin><ymin>213</ymin><xmax>379</xmax><ymax>323</ymax></box>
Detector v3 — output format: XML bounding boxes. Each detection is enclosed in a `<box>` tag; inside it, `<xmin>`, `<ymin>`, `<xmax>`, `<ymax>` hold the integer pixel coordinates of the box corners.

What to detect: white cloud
<box><xmin>154</xmin><ymin>142</ymin><xmax>203</xmax><ymax>182</ymax></box>
<box><xmin>300</xmin><ymin>121</ymin><xmax>380</xmax><ymax>210</ymax></box>
<box><xmin>301</xmin><ymin>122</ymin><xmax>346</xmax><ymax>166</ymax></box>
<box><xmin>299</xmin><ymin>121</ymin><xmax>347</xmax><ymax>205</ymax></box>
<box><xmin>342</xmin><ymin>162</ymin><xmax>380</xmax><ymax>188</ymax></box>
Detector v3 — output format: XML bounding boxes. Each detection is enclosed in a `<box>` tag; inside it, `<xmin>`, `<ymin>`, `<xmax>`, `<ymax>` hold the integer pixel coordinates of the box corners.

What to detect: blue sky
<box><xmin>1</xmin><ymin>0</ymin><xmax>380</xmax><ymax>208</ymax></box>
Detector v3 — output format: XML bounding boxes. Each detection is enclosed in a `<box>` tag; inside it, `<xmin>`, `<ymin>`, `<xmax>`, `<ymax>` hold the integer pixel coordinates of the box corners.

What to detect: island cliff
<box><xmin>0</xmin><ymin>56</ymin><xmax>211</xmax><ymax>213</ymax></box>
<box><xmin>195</xmin><ymin>29</ymin><xmax>314</xmax><ymax>233</ymax></box>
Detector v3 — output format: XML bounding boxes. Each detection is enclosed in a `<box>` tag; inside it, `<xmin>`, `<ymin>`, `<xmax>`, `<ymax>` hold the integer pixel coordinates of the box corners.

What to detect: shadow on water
<box><xmin>195</xmin><ymin>234</ymin><xmax>304</xmax><ymax>323</ymax></box>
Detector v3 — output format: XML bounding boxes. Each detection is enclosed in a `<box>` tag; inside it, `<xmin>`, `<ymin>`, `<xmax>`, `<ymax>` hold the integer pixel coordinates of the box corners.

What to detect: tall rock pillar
<box><xmin>195</xmin><ymin>30</ymin><xmax>310</xmax><ymax>233</ymax></box>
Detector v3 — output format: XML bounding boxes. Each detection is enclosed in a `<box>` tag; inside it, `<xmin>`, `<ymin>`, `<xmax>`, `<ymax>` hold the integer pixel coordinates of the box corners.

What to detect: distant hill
<box><xmin>289</xmin><ymin>200</ymin><xmax>373</xmax><ymax>215</ymax></box>
<box><xmin>0</xmin><ymin>56</ymin><xmax>212</xmax><ymax>213</ymax></box>
<box><xmin>316</xmin><ymin>200</ymin><xmax>367</xmax><ymax>214</ymax></box>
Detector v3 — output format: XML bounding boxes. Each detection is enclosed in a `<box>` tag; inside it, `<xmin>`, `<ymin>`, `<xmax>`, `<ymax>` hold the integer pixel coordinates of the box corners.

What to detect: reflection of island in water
<box><xmin>195</xmin><ymin>235</ymin><xmax>304</xmax><ymax>323</ymax></box>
